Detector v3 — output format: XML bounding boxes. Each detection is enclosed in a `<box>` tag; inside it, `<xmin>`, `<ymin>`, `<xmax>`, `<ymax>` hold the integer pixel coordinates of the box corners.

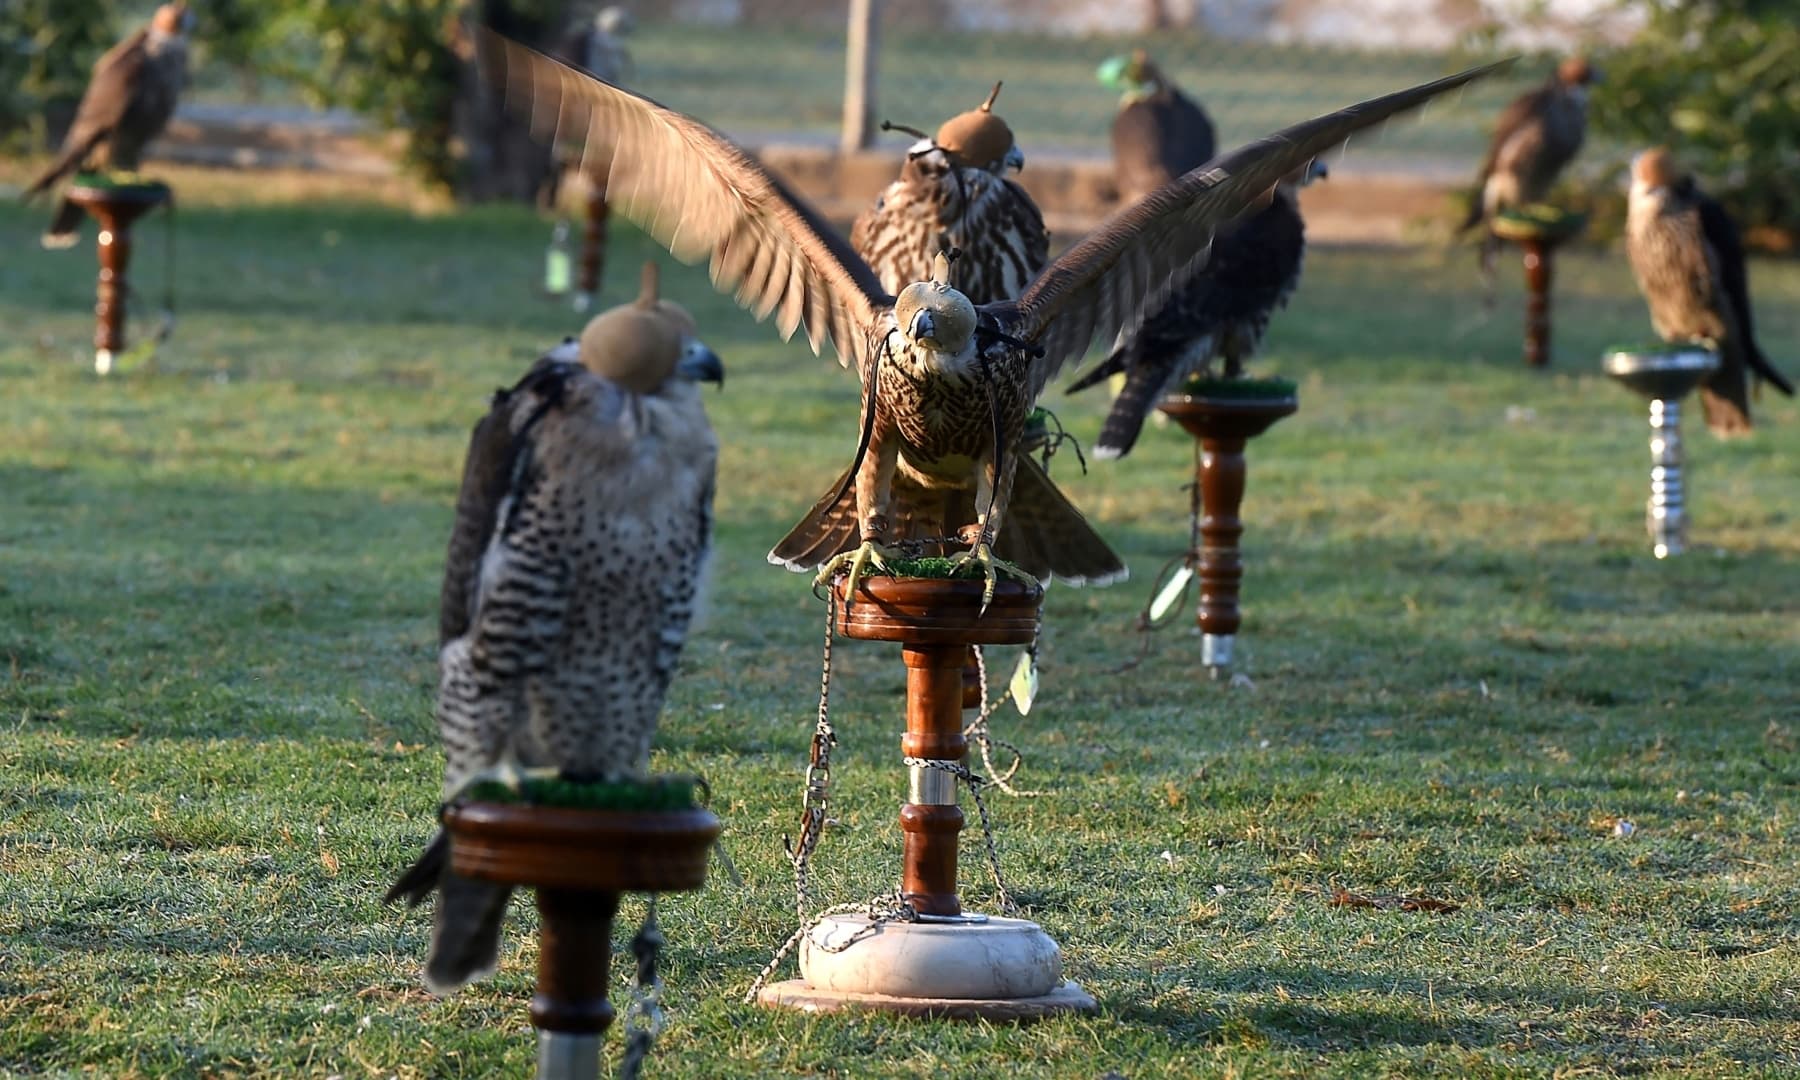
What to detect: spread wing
<box><xmin>25</xmin><ymin>28</ymin><xmax>150</xmax><ymax>195</ymax></box>
<box><xmin>988</xmin><ymin>61</ymin><xmax>1511</xmax><ymax>400</ymax></box>
<box><xmin>478</xmin><ymin>30</ymin><xmax>891</xmax><ymax>379</ymax></box>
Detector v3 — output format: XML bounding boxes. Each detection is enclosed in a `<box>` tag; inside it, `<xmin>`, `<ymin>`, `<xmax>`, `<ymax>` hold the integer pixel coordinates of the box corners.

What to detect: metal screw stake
<box><xmin>1646</xmin><ymin>398</ymin><xmax>1687</xmax><ymax>558</ymax></box>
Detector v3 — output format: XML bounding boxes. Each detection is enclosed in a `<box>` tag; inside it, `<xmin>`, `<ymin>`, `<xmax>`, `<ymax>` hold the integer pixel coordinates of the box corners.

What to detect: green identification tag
<box><xmin>1011</xmin><ymin>652</ymin><xmax>1038</xmax><ymax>716</ymax></box>
<box><xmin>545</xmin><ymin>249</ymin><xmax>572</xmax><ymax>295</ymax></box>
<box><xmin>1150</xmin><ymin>565</ymin><xmax>1194</xmax><ymax>622</ymax></box>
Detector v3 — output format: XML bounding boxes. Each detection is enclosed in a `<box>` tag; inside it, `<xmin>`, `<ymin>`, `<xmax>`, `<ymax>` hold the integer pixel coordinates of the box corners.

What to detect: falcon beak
<box><xmin>678</xmin><ymin>340</ymin><xmax>725</xmax><ymax>387</ymax></box>
<box><xmin>909</xmin><ymin>309</ymin><xmax>936</xmax><ymax>344</ymax></box>
<box><xmin>1004</xmin><ymin>145</ymin><xmax>1024</xmax><ymax>173</ymax></box>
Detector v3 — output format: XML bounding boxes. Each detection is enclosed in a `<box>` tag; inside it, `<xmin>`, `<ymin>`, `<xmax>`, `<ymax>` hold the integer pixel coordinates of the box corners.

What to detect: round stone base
<box><xmin>799</xmin><ymin>914</ymin><xmax>1062</xmax><ymax>999</ymax></box>
<box><xmin>757</xmin><ymin>978</ymin><xmax>1098</xmax><ymax>1022</ymax></box>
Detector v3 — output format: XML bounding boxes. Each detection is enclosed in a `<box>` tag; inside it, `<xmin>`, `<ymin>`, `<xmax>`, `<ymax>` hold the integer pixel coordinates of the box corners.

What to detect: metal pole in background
<box><xmin>842</xmin><ymin>0</ymin><xmax>879</xmax><ymax>152</ymax></box>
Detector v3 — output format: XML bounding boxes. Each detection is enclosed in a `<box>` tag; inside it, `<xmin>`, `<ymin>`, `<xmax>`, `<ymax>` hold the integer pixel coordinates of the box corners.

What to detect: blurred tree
<box><xmin>1592</xmin><ymin>0</ymin><xmax>1800</xmax><ymax>246</ymax></box>
<box><xmin>0</xmin><ymin>0</ymin><xmax>117</xmax><ymax>152</ymax></box>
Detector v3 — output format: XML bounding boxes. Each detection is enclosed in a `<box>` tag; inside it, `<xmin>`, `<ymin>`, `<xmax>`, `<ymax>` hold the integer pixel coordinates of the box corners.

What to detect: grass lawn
<box><xmin>1</xmin><ymin>173</ymin><xmax>1797</xmax><ymax>1078</ymax></box>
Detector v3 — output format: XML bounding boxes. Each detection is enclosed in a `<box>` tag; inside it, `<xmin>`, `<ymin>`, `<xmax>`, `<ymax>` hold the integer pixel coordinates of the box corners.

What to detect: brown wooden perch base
<box><xmin>65</xmin><ymin>181</ymin><xmax>171</xmax><ymax>373</ymax></box>
<box><xmin>444</xmin><ymin>803</ymin><xmax>719</xmax><ymax>1050</ymax></box>
<box><xmin>1492</xmin><ymin>210</ymin><xmax>1588</xmax><ymax>369</ymax></box>
<box><xmin>1156</xmin><ymin>393</ymin><xmax>1299</xmax><ymax>676</ymax></box>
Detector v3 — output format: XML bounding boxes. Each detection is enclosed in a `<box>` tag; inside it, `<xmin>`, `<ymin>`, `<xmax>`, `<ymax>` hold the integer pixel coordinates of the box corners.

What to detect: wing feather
<box><xmin>479</xmin><ymin>31</ymin><xmax>890</xmax><ymax>376</ymax></box>
<box><xmin>991</xmin><ymin>60</ymin><xmax>1510</xmax><ymax>399</ymax></box>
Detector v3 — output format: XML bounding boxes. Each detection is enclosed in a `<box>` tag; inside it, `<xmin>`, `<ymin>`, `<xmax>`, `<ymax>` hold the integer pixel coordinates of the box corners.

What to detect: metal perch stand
<box><xmin>1603</xmin><ymin>346</ymin><xmax>1720</xmax><ymax>558</ymax></box>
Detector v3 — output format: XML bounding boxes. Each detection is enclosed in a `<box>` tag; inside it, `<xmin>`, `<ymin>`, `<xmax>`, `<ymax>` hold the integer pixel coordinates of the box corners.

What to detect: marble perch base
<box><xmin>757</xmin><ymin>914</ymin><xmax>1097</xmax><ymax>1021</ymax></box>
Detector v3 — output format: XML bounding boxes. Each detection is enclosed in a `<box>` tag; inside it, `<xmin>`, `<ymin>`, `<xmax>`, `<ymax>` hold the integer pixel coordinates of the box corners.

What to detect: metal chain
<box><xmin>963</xmin><ymin>644</ymin><xmax>1041</xmax><ymax>797</ymax></box>
<box><xmin>617</xmin><ymin>900</ymin><xmax>665</xmax><ymax>1080</ymax></box>
<box><xmin>901</xmin><ymin>755</ymin><xmax>1014</xmax><ymax>913</ymax></box>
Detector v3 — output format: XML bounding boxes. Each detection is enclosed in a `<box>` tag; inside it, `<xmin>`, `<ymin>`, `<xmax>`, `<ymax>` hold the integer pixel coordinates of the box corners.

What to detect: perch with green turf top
<box><xmin>63</xmin><ymin>176</ymin><xmax>174</xmax><ymax>375</ymax></box>
<box><xmin>1156</xmin><ymin>378</ymin><xmax>1300</xmax><ymax>677</ymax></box>
<box><xmin>1492</xmin><ymin>204</ymin><xmax>1588</xmax><ymax>368</ymax></box>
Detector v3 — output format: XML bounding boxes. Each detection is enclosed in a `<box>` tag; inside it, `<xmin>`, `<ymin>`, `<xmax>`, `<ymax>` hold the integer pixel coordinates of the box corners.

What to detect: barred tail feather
<box><xmin>768</xmin><ymin>467</ymin><xmax>861</xmax><ymax>571</ymax></box>
<box><xmin>997</xmin><ymin>457</ymin><xmax>1126</xmax><ymax>586</ymax></box>
<box><xmin>423</xmin><ymin>872</ymin><xmax>514</xmax><ymax>996</ymax></box>
<box><xmin>41</xmin><ymin>197</ymin><xmax>85</xmax><ymax>250</ymax></box>
<box><xmin>383</xmin><ymin>829</ymin><xmax>449</xmax><ymax>907</ymax></box>
<box><xmin>1093</xmin><ymin>359</ymin><xmax>1174</xmax><ymax>461</ymax></box>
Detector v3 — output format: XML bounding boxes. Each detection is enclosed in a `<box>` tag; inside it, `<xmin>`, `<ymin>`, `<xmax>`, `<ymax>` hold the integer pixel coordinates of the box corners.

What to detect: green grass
<box><xmin>2</xmin><ymin>182</ymin><xmax>1798</xmax><ymax>1079</ymax></box>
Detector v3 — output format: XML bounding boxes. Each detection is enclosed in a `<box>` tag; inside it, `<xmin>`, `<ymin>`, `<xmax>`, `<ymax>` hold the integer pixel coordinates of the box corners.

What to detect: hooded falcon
<box><xmin>1458</xmin><ymin>55</ymin><xmax>1596</xmax><ymax>270</ymax></box>
<box><xmin>1625</xmin><ymin>148</ymin><xmax>1794</xmax><ymax>437</ymax></box>
<box><xmin>383</xmin><ymin>263</ymin><xmax>724</xmax><ymax>995</ymax></box>
<box><xmin>1097</xmin><ymin>49</ymin><xmax>1217</xmax><ymax>206</ymax></box>
<box><xmin>24</xmin><ymin>2</ymin><xmax>193</xmax><ymax>249</ymax></box>
<box><xmin>1067</xmin><ymin>159</ymin><xmax>1327</xmax><ymax>460</ymax></box>
<box><xmin>850</xmin><ymin>83</ymin><xmax>1048</xmax><ymax>305</ymax></box>
<box><xmin>478</xmin><ymin>30</ymin><xmax>1505</xmax><ymax>604</ymax></box>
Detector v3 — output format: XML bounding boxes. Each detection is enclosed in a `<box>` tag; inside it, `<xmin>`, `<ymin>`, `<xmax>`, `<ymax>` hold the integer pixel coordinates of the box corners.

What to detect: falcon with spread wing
<box><xmin>850</xmin><ymin>83</ymin><xmax>1048</xmax><ymax>305</ymax></box>
<box><xmin>384</xmin><ymin>265</ymin><xmax>723</xmax><ymax>995</ymax></box>
<box><xmin>1097</xmin><ymin>49</ymin><xmax>1217</xmax><ymax>206</ymax></box>
<box><xmin>1067</xmin><ymin>159</ymin><xmax>1326</xmax><ymax>460</ymax></box>
<box><xmin>1626</xmin><ymin>149</ymin><xmax>1794</xmax><ymax>437</ymax></box>
<box><xmin>1458</xmin><ymin>56</ymin><xmax>1596</xmax><ymax>270</ymax></box>
<box><xmin>479</xmin><ymin>30</ymin><xmax>1505</xmax><ymax>604</ymax></box>
<box><xmin>24</xmin><ymin>2</ymin><xmax>193</xmax><ymax>249</ymax></box>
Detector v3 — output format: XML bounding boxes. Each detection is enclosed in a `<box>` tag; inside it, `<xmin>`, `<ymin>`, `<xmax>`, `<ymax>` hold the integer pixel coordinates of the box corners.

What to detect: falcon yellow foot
<box><xmin>949</xmin><ymin>542</ymin><xmax>1039</xmax><ymax>615</ymax></box>
<box><xmin>815</xmin><ymin>540</ymin><xmax>900</xmax><ymax>603</ymax></box>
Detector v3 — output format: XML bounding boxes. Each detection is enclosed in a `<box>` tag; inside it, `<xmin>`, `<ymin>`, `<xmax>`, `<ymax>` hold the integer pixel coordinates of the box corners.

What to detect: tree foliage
<box><xmin>0</xmin><ymin>0</ymin><xmax>116</xmax><ymax>150</ymax></box>
<box><xmin>1591</xmin><ymin>0</ymin><xmax>1800</xmax><ymax>239</ymax></box>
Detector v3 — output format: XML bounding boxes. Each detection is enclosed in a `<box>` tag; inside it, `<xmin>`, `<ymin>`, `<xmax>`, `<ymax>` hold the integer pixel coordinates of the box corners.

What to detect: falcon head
<box><xmin>578</xmin><ymin>262</ymin><xmax>724</xmax><ymax>393</ymax></box>
<box><xmin>934</xmin><ymin>83</ymin><xmax>1023</xmax><ymax>174</ymax></box>
<box><xmin>895</xmin><ymin>251</ymin><xmax>976</xmax><ymax>355</ymax></box>
<box><xmin>152</xmin><ymin>2</ymin><xmax>194</xmax><ymax>36</ymax></box>
<box><xmin>1556</xmin><ymin>56</ymin><xmax>1599</xmax><ymax>87</ymax></box>
<box><xmin>1096</xmin><ymin>49</ymin><xmax>1162</xmax><ymax>99</ymax></box>
<box><xmin>1629</xmin><ymin>147</ymin><xmax>1684</xmax><ymax>197</ymax></box>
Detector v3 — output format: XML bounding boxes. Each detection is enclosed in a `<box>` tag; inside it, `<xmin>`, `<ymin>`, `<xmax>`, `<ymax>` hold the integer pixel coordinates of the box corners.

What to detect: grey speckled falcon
<box><xmin>1067</xmin><ymin>159</ymin><xmax>1326</xmax><ymax>460</ymax></box>
<box><xmin>384</xmin><ymin>264</ymin><xmax>723</xmax><ymax>995</ymax></box>
<box><xmin>478</xmin><ymin>28</ymin><xmax>1507</xmax><ymax>604</ymax></box>
<box><xmin>850</xmin><ymin>83</ymin><xmax>1048</xmax><ymax>305</ymax></box>
<box><xmin>1458</xmin><ymin>56</ymin><xmax>1597</xmax><ymax>271</ymax></box>
<box><xmin>1626</xmin><ymin>149</ymin><xmax>1793</xmax><ymax>437</ymax></box>
<box><xmin>24</xmin><ymin>2</ymin><xmax>193</xmax><ymax>249</ymax></box>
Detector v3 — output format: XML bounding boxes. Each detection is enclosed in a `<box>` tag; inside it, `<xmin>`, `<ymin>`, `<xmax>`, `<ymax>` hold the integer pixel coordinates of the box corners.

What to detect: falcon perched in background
<box><xmin>479</xmin><ymin>29</ymin><xmax>1503</xmax><ymax>603</ymax></box>
<box><xmin>1097</xmin><ymin>49</ymin><xmax>1216</xmax><ymax>205</ymax></box>
<box><xmin>24</xmin><ymin>2</ymin><xmax>193</xmax><ymax>249</ymax></box>
<box><xmin>1067</xmin><ymin>160</ymin><xmax>1327</xmax><ymax>460</ymax></box>
<box><xmin>1625</xmin><ymin>148</ymin><xmax>1793</xmax><ymax>436</ymax></box>
<box><xmin>850</xmin><ymin>83</ymin><xmax>1048</xmax><ymax>305</ymax></box>
<box><xmin>1458</xmin><ymin>55</ymin><xmax>1597</xmax><ymax>270</ymax></box>
<box><xmin>384</xmin><ymin>264</ymin><xmax>724</xmax><ymax>995</ymax></box>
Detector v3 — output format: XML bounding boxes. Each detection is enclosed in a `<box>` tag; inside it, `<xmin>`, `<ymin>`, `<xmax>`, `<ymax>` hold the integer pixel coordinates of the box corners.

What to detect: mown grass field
<box><xmin>1</xmin><ymin>171</ymin><xmax>1797</xmax><ymax>1078</ymax></box>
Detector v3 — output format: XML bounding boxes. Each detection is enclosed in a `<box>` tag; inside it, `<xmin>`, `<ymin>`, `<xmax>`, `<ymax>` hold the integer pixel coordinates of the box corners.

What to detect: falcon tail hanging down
<box><xmin>1097</xmin><ymin>49</ymin><xmax>1217</xmax><ymax>206</ymax></box>
<box><xmin>1068</xmin><ymin>160</ymin><xmax>1327</xmax><ymax>460</ymax></box>
<box><xmin>23</xmin><ymin>2</ymin><xmax>193</xmax><ymax>250</ymax></box>
<box><xmin>478</xmin><ymin>28</ymin><xmax>1506</xmax><ymax>603</ymax></box>
<box><xmin>1458</xmin><ymin>55</ymin><xmax>1596</xmax><ymax>272</ymax></box>
<box><xmin>384</xmin><ymin>264</ymin><xmax>723</xmax><ymax>996</ymax></box>
<box><xmin>1625</xmin><ymin>149</ymin><xmax>1794</xmax><ymax>437</ymax></box>
<box><xmin>850</xmin><ymin>82</ymin><xmax>1048</xmax><ymax>306</ymax></box>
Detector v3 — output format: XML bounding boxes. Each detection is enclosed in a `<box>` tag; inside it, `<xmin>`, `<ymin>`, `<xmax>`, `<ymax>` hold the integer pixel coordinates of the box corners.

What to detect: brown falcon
<box><xmin>1097</xmin><ymin>49</ymin><xmax>1217</xmax><ymax>205</ymax></box>
<box><xmin>850</xmin><ymin>83</ymin><xmax>1048</xmax><ymax>306</ymax></box>
<box><xmin>1625</xmin><ymin>148</ymin><xmax>1794</xmax><ymax>436</ymax></box>
<box><xmin>478</xmin><ymin>30</ymin><xmax>1505</xmax><ymax>603</ymax></box>
<box><xmin>1458</xmin><ymin>55</ymin><xmax>1596</xmax><ymax>270</ymax></box>
<box><xmin>24</xmin><ymin>2</ymin><xmax>193</xmax><ymax>249</ymax></box>
<box><xmin>1068</xmin><ymin>160</ymin><xmax>1326</xmax><ymax>459</ymax></box>
<box><xmin>384</xmin><ymin>264</ymin><xmax>723</xmax><ymax>995</ymax></box>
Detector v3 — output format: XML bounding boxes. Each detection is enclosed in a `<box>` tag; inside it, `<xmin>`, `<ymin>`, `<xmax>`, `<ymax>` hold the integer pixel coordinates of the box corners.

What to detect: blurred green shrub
<box><xmin>0</xmin><ymin>0</ymin><xmax>116</xmax><ymax>152</ymax></box>
<box><xmin>1592</xmin><ymin>1</ymin><xmax>1800</xmax><ymax>245</ymax></box>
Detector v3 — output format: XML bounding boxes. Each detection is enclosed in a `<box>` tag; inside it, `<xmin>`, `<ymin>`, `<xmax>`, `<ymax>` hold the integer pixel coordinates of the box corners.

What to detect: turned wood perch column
<box><xmin>575</xmin><ymin>181</ymin><xmax>609</xmax><ymax>312</ymax></box>
<box><xmin>1157</xmin><ymin>394</ymin><xmax>1299</xmax><ymax>677</ymax></box>
<box><xmin>64</xmin><ymin>181</ymin><xmax>170</xmax><ymax>375</ymax></box>
<box><xmin>445</xmin><ymin>803</ymin><xmax>719</xmax><ymax>1079</ymax></box>
<box><xmin>757</xmin><ymin>574</ymin><xmax>1095</xmax><ymax>1020</ymax></box>
<box><xmin>1493</xmin><ymin>210</ymin><xmax>1586</xmax><ymax>369</ymax></box>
